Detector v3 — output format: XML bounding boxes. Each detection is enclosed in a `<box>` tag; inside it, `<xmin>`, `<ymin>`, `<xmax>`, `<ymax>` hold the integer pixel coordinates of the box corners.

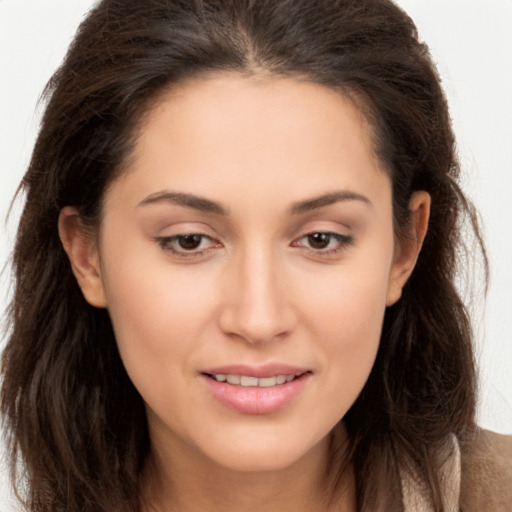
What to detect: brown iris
<box><xmin>177</xmin><ymin>234</ymin><xmax>203</xmax><ymax>250</ymax></box>
<box><xmin>307</xmin><ymin>233</ymin><xmax>332</xmax><ymax>249</ymax></box>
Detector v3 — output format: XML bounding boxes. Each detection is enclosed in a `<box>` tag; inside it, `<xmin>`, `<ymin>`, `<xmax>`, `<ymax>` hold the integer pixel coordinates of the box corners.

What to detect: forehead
<box><xmin>108</xmin><ymin>73</ymin><xmax>390</xmax><ymax>214</ymax></box>
<box><xmin>137</xmin><ymin>73</ymin><xmax>377</xmax><ymax>162</ymax></box>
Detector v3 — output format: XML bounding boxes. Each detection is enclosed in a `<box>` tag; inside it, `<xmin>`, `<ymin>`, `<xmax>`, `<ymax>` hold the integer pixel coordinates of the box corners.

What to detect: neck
<box><xmin>141</xmin><ymin>427</ymin><xmax>355</xmax><ymax>512</ymax></box>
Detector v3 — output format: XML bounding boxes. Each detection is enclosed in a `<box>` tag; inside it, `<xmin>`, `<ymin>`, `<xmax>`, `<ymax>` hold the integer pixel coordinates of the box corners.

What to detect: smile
<box><xmin>207</xmin><ymin>374</ymin><xmax>298</xmax><ymax>387</ymax></box>
<box><xmin>201</xmin><ymin>368</ymin><xmax>312</xmax><ymax>414</ymax></box>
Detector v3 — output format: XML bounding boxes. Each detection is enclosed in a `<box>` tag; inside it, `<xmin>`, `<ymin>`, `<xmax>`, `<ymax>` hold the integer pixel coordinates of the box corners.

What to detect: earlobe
<box><xmin>58</xmin><ymin>207</ymin><xmax>108</xmax><ymax>308</ymax></box>
<box><xmin>386</xmin><ymin>191</ymin><xmax>431</xmax><ymax>306</ymax></box>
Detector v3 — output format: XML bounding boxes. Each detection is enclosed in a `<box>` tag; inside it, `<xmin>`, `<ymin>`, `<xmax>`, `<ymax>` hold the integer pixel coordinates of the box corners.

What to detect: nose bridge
<box><xmin>219</xmin><ymin>240</ymin><xmax>295</xmax><ymax>344</ymax></box>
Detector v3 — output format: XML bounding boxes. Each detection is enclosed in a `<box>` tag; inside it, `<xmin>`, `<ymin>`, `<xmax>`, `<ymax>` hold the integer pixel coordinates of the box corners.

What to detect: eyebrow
<box><xmin>138</xmin><ymin>191</ymin><xmax>228</xmax><ymax>215</ymax></box>
<box><xmin>289</xmin><ymin>190</ymin><xmax>372</xmax><ymax>214</ymax></box>
<box><xmin>137</xmin><ymin>189</ymin><xmax>372</xmax><ymax>215</ymax></box>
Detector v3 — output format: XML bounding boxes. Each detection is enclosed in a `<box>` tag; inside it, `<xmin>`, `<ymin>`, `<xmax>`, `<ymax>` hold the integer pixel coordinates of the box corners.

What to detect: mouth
<box><xmin>200</xmin><ymin>367</ymin><xmax>312</xmax><ymax>414</ymax></box>
<box><xmin>203</xmin><ymin>372</ymin><xmax>309</xmax><ymax>388</ymax></box>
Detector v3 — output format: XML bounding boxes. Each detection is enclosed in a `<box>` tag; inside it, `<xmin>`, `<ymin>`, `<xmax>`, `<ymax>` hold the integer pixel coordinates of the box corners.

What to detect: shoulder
<box><xmin>459</xmin><ymin>429</ymin><xmax>512</xmax><ymax>512</ymax></box>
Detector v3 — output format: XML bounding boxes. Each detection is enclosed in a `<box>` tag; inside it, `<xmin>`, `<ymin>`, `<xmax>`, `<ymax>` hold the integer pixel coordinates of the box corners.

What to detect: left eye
<box><xmin>295</xmin><ymin>232</ymin><xmax>352</xmax><ymax>252</ymax></box>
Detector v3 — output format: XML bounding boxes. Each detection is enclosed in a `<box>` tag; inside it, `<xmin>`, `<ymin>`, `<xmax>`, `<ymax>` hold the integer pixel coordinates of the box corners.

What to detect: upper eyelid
<box><xmin>153</xmin><ymin>224</ymin><xmax>221</xmax><ymax>242</ymax></box>
<box><xmin>147</xmin><ymin>213</ymin><xmax>354</xmax><ymax>235</ymax></box>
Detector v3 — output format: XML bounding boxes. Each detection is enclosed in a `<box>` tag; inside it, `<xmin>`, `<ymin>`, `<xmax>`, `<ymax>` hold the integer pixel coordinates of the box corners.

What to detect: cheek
<box><xmin>98</xmin><ymin>236</ymin><xmax>220</xmax><ymax>389</ymax></box>
<box><xmin>100</xmin><ymin>261</ymin><xmax>223</xmax><ymax>434</ymax></box>
<box><xmin>298</xmin><ymin>258</ymin><xmax>392</xmax><ymax>406</ymax></box>
<box><xmin>301</xmin><ymin>250</ymin><xmax>391</xmax><ymax>341</ymax></box>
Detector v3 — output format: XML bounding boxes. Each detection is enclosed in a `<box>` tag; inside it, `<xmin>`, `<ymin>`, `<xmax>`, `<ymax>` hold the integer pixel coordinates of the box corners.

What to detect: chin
<box><xmin>199</xmin><ymin>429</ymin><xmax>328</xmax><ymax>474</ymax></box>
<box><xmin>213</xmin><ymin>451</ymin><xmax>307</xmax><ymax>473</ymax></box>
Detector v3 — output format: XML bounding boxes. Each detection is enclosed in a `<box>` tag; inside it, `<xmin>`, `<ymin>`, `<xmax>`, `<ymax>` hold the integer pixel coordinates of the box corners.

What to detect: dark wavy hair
<box><xmin>1</xmin><ymin>1</ymin><xmax>486</xmax><ymax>511</ymax></box>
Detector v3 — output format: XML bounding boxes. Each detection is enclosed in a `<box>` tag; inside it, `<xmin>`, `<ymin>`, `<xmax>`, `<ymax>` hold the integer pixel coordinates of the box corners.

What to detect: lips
<box><xmin>200</xmin><ymin>364</ymin><xmax>312</xmax><ymax>414</ymax></box>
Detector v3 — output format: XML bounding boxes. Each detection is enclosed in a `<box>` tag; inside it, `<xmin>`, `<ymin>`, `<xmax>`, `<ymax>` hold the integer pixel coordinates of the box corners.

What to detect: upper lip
<box><xmin>201</xmin><ymin>364</ymin><xmax>310</xmax><ymax>378</ymax></box>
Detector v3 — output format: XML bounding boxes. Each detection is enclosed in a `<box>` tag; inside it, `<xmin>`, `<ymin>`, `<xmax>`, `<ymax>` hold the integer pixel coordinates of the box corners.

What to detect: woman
<box><xmin>1</xmin><ymin>0</ymin><xmax>510</xmax><ymax>511</ymax></box>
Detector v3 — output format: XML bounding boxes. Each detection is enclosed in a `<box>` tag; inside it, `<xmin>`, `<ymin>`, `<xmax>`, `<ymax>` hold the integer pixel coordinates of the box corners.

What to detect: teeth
<box><xmin>212</xmin><ymin>374</ymin><xmax>298</xmax><ymax>387</ymax></box>
<box><xmin>258</xmin><ymin>376</ymin><xmax>277</xmax><ymax>387</ymax></box>
<box><xmin>226</xmin><ymin>375</ymin><xmax>241</xmax><ymax>385</ymax></box>
<box><xmin>240</xmin><ymin>376</ymin><xmax>259</xmax><ymax>387</ymax></box>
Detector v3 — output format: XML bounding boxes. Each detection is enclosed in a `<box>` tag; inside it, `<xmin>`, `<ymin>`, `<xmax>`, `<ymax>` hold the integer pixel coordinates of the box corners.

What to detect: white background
<box><xmin>1</xmin><ymin>1</ymin><xmax>511</xmax><ymax>509</ymax></box>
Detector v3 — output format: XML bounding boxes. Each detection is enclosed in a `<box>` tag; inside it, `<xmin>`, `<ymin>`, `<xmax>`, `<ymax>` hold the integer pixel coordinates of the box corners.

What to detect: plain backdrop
<box><xmin>1</xmin><ymin>1</ymin><xmax>511</xmax><ymax>509</ymax></box>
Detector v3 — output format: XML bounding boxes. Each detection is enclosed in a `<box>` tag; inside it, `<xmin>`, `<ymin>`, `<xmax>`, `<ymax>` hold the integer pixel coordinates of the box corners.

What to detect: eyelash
<box><xmin>155</xmin><ymin>233</ymin><xmax>219</xmax><ymax>259</ymax></box>
<box><xmin>155</xmin><ymin>232</ymin><xmax>353</xmax><ymax>259</ymax></box>
<box><xmin>292</xmin><ymin>232</ymin><xmax>354</xmax><ymax>257</ymax></box>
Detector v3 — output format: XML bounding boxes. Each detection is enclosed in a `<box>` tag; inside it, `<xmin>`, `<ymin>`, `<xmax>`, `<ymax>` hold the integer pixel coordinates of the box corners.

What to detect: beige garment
<box><xmin>401</xmin><ymin>435</ymin><xmax>461</xmax><ymax>512</ymax></box>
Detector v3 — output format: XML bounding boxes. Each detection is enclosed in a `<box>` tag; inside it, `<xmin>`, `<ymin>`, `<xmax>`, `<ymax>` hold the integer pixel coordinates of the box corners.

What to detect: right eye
<box><xmin>155</xmin><ymin>233</ymin><xmax>220</xmax><ymax>258</ymax></box>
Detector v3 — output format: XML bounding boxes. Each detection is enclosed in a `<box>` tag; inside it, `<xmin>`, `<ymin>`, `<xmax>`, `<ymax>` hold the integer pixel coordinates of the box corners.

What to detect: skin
<box><xmin>59</xmin><ymin>74</ymin><xmax>430</xmax><ymax>511</ymax></box>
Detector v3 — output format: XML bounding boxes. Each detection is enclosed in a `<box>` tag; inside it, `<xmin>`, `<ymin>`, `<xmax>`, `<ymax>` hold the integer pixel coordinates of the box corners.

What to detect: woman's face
<box><xmin>68</xmin><ymin>74</ymin><xmax>424</xmax><ymax>473</ymax></box>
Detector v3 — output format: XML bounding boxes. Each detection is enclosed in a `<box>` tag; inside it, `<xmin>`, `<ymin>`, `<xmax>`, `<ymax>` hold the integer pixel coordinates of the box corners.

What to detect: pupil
<box><xmin>179</xmin><ymin>234</ymin><xmax>202</xmax><ymax>250</ymax></box>
<box><xmin>308</xmin><ymin>233</ymin><xmax>330</xmax><ymax>249</ymax></box>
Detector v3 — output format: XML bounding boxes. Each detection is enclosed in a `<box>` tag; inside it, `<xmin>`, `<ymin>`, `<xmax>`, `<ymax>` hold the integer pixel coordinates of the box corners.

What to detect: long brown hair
<box><xmin>1</xmin><ymin>1</ymin><xmax>486</xmax><ymax>511</ymax></box>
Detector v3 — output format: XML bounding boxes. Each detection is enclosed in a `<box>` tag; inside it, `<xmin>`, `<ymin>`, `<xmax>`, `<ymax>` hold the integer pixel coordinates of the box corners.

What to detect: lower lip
<box><xmin>201</xmin><ymin>374</ymin><xmax>310</xmax><ymax>415</ymax></box>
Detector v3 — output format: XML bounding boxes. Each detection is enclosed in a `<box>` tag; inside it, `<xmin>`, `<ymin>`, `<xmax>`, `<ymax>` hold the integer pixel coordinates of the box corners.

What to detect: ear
<box><xmin>386</xmin><ymin>191</ymin><xmax>431</xmax><ymax>306</ymax></box>
<box><xmin>58</xmin><ymin>207</ymin><xmax>108</xmax><ymax>308</ymax></box>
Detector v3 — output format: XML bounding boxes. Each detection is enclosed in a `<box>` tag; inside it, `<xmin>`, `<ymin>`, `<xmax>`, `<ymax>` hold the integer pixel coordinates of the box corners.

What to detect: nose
<box><xmin>218</xmin><ymin>245</ymin><xmax>297</xmax><ymax>345</ymax></box>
